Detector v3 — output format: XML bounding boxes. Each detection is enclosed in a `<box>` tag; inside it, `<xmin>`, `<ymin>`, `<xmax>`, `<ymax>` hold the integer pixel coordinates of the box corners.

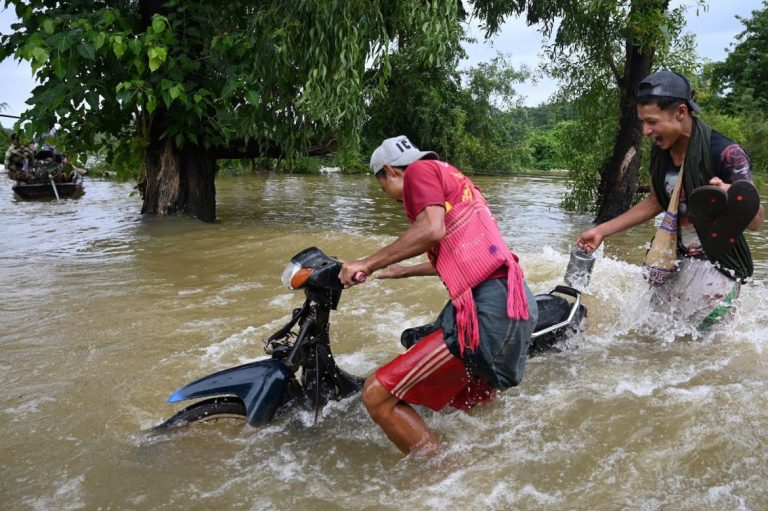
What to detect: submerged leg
<box><xmin>361</xmin><ymin>375</ymin><xmax>438</xmax><ymax>455</ymax></box>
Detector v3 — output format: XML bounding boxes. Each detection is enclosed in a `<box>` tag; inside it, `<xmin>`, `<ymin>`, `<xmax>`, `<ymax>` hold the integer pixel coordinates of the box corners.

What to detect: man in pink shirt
<box><xmin>340</xmin><ymin>135</ymin><xmax>537</xmax><ymax>456</ymax></box>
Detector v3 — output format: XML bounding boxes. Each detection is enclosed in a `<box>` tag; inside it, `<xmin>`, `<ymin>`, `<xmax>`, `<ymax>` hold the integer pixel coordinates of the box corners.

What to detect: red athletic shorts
<box><xmin>375</xmin><ymin>328</ymin><xmax>497</xmax><ymax>411</ymax></box>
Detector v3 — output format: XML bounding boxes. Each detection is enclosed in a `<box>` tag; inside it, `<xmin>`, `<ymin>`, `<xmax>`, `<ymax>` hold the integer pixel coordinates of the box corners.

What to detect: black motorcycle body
<box><xmin>155</xmin><ymin>247</ymin><xmax>587</xmax><ymax>430</ymax></box>
<box><xmin>530</xmin><ymin>285</ymin><xmax>586</xmax><ymax>355</ymax></box>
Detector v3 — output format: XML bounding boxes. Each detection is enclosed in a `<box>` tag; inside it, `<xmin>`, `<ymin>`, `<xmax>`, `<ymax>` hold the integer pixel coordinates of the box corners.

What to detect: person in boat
<box><xmin>22</xmin><ymin>141</ymin><xmax>35</xmax><ymax>173</ymax></box>
<box><xmin>340</xmin><ymin>135</ymin><xmax>538</xmax><ymax>455</ymax></box>
<box><xmin>34</xmin><ymin>144</ymin><xmax>71</xmax><ymax>183</ymax></box>
<box><xmin>576</xmin><ymin>70</ymin><xmax>764</xmax><ymax>330</ymax></box>
<box><xmin>4</xmin><ymin>133</ymin><xmax>32</xmax><ymax>182</ymax></box>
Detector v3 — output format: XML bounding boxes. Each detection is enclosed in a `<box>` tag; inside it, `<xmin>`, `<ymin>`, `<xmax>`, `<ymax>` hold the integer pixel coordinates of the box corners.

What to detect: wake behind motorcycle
<box><xmin>153</xmin><ymin>247</ymin><xmax>591</xmax><ymax>431</ymax></box>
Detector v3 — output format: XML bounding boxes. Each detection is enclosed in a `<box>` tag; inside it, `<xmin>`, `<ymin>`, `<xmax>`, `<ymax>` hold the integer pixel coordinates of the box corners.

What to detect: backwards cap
<box><xmin>637</xmin><ymin>69</ymin><xmax>701</xmax><ymax>113</ymax></box>
<box><xmin>369</xmin><ymin>136</ymin><xmax>438</xmax><ymax>174</ymax></box>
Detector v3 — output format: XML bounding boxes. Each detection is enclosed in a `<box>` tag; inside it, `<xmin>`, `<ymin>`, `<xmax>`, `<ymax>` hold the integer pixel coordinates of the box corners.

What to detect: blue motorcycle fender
<box><xmin>167</xmin><ymin>358</ymin><xmax>293</xmax><ymax>426</ymax></box>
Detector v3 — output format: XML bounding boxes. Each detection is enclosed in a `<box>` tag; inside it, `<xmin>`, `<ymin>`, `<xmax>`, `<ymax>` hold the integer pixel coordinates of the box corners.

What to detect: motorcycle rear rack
<box><xmin>530</xmin><ymin>285</ymin><xmax>582</xmax><ymax>339</ymax></box>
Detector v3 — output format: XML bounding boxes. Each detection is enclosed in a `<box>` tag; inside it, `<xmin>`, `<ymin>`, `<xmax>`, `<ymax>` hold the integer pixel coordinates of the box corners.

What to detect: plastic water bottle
<box><xmin>564</xmin><ymin>246</ymin><xmax>596</xmax><ymax>288</ymax></box>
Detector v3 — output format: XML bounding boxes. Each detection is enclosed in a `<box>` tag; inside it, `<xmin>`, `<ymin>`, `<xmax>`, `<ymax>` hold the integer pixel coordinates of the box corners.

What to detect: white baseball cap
<box><xmin>369</xmin><ymin>135</ymin><xmax>438</xmax><ymax>174</ymax></box>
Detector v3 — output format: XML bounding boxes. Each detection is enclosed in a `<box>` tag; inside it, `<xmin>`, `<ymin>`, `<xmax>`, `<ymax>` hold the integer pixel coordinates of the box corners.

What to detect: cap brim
<box><xmin>390</xmin><ymin>151</ymin><xmax>438</xmax><ymax>168</ymax></box>
<box><xmin>688</xmin><ymin>100</ymin><xmax>702</xmax><ymax>114</ymax></box>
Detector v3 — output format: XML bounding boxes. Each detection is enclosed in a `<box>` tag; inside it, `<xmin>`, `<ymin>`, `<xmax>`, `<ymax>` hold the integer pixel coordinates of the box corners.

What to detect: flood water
<box><xmin>2</xmin><ymin>173</ymin><xmax>767</xmax><ymax>510</ymax></box>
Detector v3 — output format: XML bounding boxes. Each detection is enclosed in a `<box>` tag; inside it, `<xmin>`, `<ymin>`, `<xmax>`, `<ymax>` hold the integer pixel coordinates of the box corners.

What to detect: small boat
<box><xmin>11</xmin><ymin>145</ymin><xmax>85</xmax><ymax>200</ymax></box>
<box><xmin>12</xmin><ymin>175</ymin><xmax>84</xmax><ymax>200</ymax></box>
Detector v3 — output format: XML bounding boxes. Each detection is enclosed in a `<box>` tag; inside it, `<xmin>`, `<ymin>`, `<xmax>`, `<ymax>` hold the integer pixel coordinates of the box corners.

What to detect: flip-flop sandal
<box><xmin>688</xmin><ymin>180</ymin><xmax>760</xmax><ymax>259</ymax></box>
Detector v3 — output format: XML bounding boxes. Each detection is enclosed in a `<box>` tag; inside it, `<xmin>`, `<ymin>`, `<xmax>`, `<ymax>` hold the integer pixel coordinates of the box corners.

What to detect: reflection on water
<box><xmin>1</xmin><ymin>174</ymin><xmax>767</xmax><ymax>510</ymax></box>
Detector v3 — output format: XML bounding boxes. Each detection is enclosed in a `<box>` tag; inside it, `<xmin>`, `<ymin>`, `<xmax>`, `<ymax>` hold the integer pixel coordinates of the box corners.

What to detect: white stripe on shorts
<box><xmin>391</xmin><ymin>341</ymin><xmax>454</xmax><ymax>398</ymax></box>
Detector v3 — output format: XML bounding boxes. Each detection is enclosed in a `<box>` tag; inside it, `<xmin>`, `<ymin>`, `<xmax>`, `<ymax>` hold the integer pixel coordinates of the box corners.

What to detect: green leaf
<box><xmin>116</xmin><ymin>90</ymin><xmax>132</xmax><ymax>104</ymax></box>
<box><xmin>93</xmin><ymin>32</ymin><xmax>106</xmax><ymax>50</ymax></box>
<box><xmin>43</xmin><ymin>19</ymin><xmax>55</xmax><ymax>35</ymax></box>
<box><xmin>245</xmin><ymin>90</ymin><xmax>260</xmax><ymax>105</ymax></box>
<box><xmin>102</xmin><ymin>10</ymin><xmax>116</xmax><ymax>27</ymax></box>
<box><xmin>146</xmin><ymin>94</ymin><xmax>157</xmax><ymax>114</ymax></box>
<box><xmin>152</xmin><ymin>16</ymin><xmax>165</xmax><ymax>35</ymax></box>
<box><xmin>32</xmin><ymin>46</ymin><xmax>50</xmax><ymax>67</ymax></box>
<box><xmin>221</xmin><ymin>79</ymin><xmax>240</xmax><ymax>99</ymax></box>
<box><xmin>148</xmin><ymin>46</ymin><xmax>167</xmax><ymax>72</ymax></box>
<box><xmin>53</xmin><ymin>57</ymin><xmax>67</xmax><ymax>78</ymax></box>
<box><xmin>50</xmin><ymin>33</ymin><xmax>72</xmax><ymax>53</ymax></box>
<box><xmin>129</xmin><ymin>39</ymin><xmax>143</xmax><ymax>56</ymax></box>
<box><xmin>77</xmin><ymin>42</ymin><xmax>96</xmax><ymax>61</ymax></box>
<box><xmin>169</xmin><ymin>84</ymin><xmax>181</xmax><ymax>100</ymax></box>
<box><xmin>113</xmin><ymin>41</ymin><xmax>127</xmax><ymax>58</ymax></box>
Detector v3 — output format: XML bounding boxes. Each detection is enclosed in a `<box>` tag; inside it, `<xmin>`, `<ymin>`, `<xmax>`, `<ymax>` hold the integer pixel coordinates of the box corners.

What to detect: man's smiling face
<box><xmin>637</xmin><ymin>102</ymin><xmax>687</xmax><ymax>151</ymax></box>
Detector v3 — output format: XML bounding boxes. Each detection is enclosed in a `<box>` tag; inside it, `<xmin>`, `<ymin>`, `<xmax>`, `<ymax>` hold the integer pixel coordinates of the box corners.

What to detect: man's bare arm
<box><xmin>376</xmin><ymin>261</ymin><xmax>437</xmax><ymax>279</ymax></box>
<box><xmin>340</xmin><ymin>205</ymin><xmax>444</xmax><ymax>285</ymax></box>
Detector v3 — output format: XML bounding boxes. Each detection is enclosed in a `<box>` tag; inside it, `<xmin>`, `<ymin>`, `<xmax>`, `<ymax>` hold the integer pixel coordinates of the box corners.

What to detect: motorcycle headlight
<box><xmin>281</xmin><ymin>262</ymin><xmax>300</xmax><ymax>289</ymax></box>
<box><xmin>280</xmin><ymin>262</ymin><xmax>313</xmax><ymax>290</ymax></box>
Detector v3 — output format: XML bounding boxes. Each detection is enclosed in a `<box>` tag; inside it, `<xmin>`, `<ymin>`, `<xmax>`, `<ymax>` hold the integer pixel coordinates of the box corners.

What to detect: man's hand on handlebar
<box><xmin>339</xmin><ymin>260</ymin><xmax>370</xmax><ymax>288</ymax></box>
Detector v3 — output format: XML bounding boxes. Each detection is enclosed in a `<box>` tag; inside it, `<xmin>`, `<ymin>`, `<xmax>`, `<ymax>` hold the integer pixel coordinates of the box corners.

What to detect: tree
<box><xmin>472</xmin><ymin>0</ymin><xmax>701</xmax><ymax>221</ymax></box>
<box><xmin>709</xmin><ymin>1</ymin><xmax>768</xmax><ymax>115</ymax></box>
<box><xmin>361</xmin><ymin>20</ymin><xmax>467</xmax><ymax>164</ymax></box>
<box><xmin>460</xmin><ymin>54</ymin><xmax>530</xmax><ymax>144</ymax></box>
<box><xmin>1</xmin><ymin>0</ymin><xmax>462</xmax><ymax>222</ymax></box>
<box><xmin>363</xmin><ymin>48</ymin><xmax>529</xmax><ymax>172</ymax></box>
<box><xmin>696</xmin><ymin>2</ymin><xmax>768</xmax><ymax>179</ymax></box>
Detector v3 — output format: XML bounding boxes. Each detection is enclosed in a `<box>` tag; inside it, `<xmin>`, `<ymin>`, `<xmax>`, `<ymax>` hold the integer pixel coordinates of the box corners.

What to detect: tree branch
<box><xmin>608</xmin><ymin>55</ymin><xmax>622</xmax><ymax>87</ymax></box>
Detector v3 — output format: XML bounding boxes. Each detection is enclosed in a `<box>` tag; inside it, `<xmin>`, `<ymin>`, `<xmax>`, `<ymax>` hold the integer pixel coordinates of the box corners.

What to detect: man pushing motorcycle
<box><xmin>340</xmin><ymin>136</ymin><xmax>538</xmax><ymax>456</ymax></box>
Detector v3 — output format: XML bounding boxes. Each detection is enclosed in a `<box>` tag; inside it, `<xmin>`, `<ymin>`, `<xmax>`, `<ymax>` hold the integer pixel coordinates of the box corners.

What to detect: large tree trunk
<box><xmin>136</xmin><ymin>0</ymin><xmax>217</xmax><ymax>223</ymax></box>
<box><xmin>139</xmin><ymin>137</ymin><xmax>218</xmax><ymax>222</ymax></box>
<box><xmin>593</xmin><ymin>0</ymin><xmax>668</xmax><ymax>224</ymax></box>
<box><xmin>182</xmin><ymin>146</ymin><xmax>217</xmax><ymax>221</ymax></box>
<box><xmin>594</xmin><ymin>46</ymin><xmax>653</xmax><ymax>223</ymax></box>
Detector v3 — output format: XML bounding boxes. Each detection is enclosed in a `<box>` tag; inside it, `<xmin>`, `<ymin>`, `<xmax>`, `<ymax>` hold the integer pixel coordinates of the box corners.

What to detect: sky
<box><xmin>0</xmin><ymin>0</ymin><xmax>765</xmax><ymax>119</ymax></box>
<box><xmin>461</xmin><ymin>0</ymin><xmax>765</xmax><ymax>105</ymax></box>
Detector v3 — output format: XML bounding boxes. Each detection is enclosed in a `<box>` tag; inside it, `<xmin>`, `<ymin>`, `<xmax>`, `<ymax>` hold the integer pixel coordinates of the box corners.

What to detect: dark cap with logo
<box><xmin>637</xmin><ymin>69</ymin><xmax>701</xmax><ymax>113</ymax></box>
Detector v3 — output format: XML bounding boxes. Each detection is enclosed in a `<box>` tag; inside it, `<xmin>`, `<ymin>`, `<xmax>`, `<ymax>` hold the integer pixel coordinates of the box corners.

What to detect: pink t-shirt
<box><xmin>402</xmin><ymin>160</ymin><xmax>506</xmax><ymax>280</ymax></box>
<box><xmin>402</xmin><ymin>160</ymin><xmax>473</xmax><ymax>222</ymax></box>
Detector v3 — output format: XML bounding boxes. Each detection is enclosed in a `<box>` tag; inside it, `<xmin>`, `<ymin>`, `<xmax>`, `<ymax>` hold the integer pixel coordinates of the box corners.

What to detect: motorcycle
<box><xmin>153</xmin><ymin>247</ymin><xmax>589</xmax><ymax>431</ymax></box>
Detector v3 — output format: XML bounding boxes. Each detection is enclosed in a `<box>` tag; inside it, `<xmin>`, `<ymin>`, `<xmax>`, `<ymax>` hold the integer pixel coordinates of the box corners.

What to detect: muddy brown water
<box><xmin>2</xmin><ymin>174</ymin><xmax>767</xmax><ymax>510</ymax></box>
